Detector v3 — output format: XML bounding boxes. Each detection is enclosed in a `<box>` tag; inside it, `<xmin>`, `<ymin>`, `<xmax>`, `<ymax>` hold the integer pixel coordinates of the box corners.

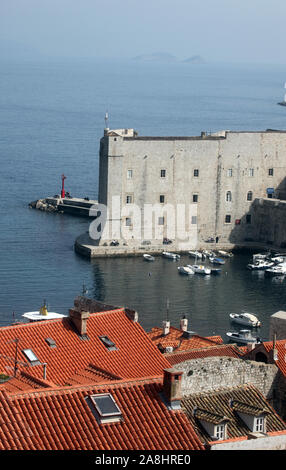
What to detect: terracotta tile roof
<box><xmin>263</xmin><ymin>339</ymin><xmax>286</xmax><ymax>376</ymax></box>
<box><xmin>148</xmin><ymin>326</ymin><xmax>223</xmax><ymax>352</ymax></box>
<box><xmin>182</xmin><ymin>384</ymin><xmax>286</xmax><ymax>445</ymax></box>
<box><xmin>165</xmin><ymin>344</ymin><xmax>245</xmax><ymax>366</ymax></box>
<box><xmin>0</xmin><ymin>309</ymin><xmax>171</xmax><ymax>390</ymax></box>
<box><xmin>0</xmin><ymin>379</ymin><xmax>205</xmax><ymax>450</ymax></box>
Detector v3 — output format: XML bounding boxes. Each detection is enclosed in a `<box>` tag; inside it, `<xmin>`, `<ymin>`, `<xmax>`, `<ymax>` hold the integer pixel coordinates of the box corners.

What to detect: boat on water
<box><xmin>187</xmin><ymin>264</ymin><xmax>211</xmax><ymax>275</ymax></box>
<box><xmin>218</xmin><ymin>250</ymin><xmax>233</xmax><ymax>258</ymax></box>
<box><xmin>22</xmin><ymin>302</ymin><xmax>67</xmax><ymax>322</ymax></box>
<box><xmin>210</xmin><ymin>268</ymin><xmax>221</xmax><ymax>274</ymax></box>
<box><xmin>265</xmin><ymin>264</ymin><xmax>286</xmax><ymax>276</ymax></box>
<box><xmin>247</xmin><ymin>259</ymin><xmax>274</xmax><ymax>270</ymax></box>
<box><xmin>226</xmin><ymin>329</ymin><xmax>261</xmax><ymax>344</ymax></box>
<box><xmin>143</xmin><ymin>254</ymin><xmax>155</xmax><ymax>262</ymax></box>
<box><xmin>189</xmin><ymin>250</ymin><xmax>203</xmax><ymax>259</ymax></box>
<box><xmin>209</xmin><ymin>256</ymin><xmax>225</xmax><ymax>265</ymax></box>
<box><xmin>178</xmin><ymin>266</ymin><xmax>194</xmax><ymax>275</ymax></box>
<box><xmin>162</xmin><ymin>251</ymin><xmax>180</xmax><ymax>260</ymax></box>
<box><xmin>278</xmin><ymin>82</ymin><xmax>286</xmax><ymax>106</ymax></box>
<box><xmin>229</xmin><ymin>312</ymin><xmax>261</xmax><ymax>328</ymax></box>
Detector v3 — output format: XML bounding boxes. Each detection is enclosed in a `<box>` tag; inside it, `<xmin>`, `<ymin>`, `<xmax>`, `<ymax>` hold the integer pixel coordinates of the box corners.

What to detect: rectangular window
<box><xmin>227</xmin><ymin>169</ymin><xmax>233</xmax><ymax>177</ymax></box>
<box><xmin>125</xmin><ymin>217</ymin><xmax>132</xmax><ymax>226</ymax></box>
<box><xmin>194</xmin><ymin>169</ymin><xmax>199</xmax><ymax>177</ymax></box>
<box><xmin>160</xmin><ymin>195</ymin><xmax>165</xmax><ymax>203</ymax></box>
<box><xmin>193</xmin><ymin>194</ymin><xmax>198</xmax><ymax>203</ymax></box>
<box><xmin>22</xmin><ymin>349</ymin><xmax>40</xmax><ymax>365</ymax></box>
<box><xmin>127</xmin><ymin>169</ymin><xmax>133</xmax><ymax>179</ymax></box>
<box><xmin>191</xmin><ymin>216</ymin><xmax>197</xmax><ymax>225</ymax></box>
<box><xmin>254</xmin><ymin>417</ymin><xmax>264</xmax><ymax>433</ymax></box>
<box><xmin>160</xmin><ymin>169</ymin><xmax>166</xmax><ymax>178</ymax></box>
<box><xmin>158</xmin><ymin>217</ymin><xmax>165</xmax><ymax>225</ymax></box>
<box><xmin>215</xmin><ymin>425</ymin><xmax>225</xmax><ymax>440</ymax></box>
<box><xmin>126</xmin><ymin>195</ymin><xmax>133</xmax><ymax>204</ymax></box>
<box><xmin>99</xmin><ymin>336</ymin><xmax>117</xmax><ymax>351</ymax></box>
<box><xmin>246</xmin><ymin>214</ymin><xmax>251</xmax><ymax>224</ymax></box>
<box><xmin>268</xmin><ymin>168</ymin><xmax>274</xmax><ymax>176</ymax></box>
<box><xmin>225</xmin><ymin>214</ymin><xmax>231</xmax><ymax>224</ymax></box>
<box><xmin>249</xmin><ymin>168</ymin><xmax>254</xmax><ymax>177</ymax></box>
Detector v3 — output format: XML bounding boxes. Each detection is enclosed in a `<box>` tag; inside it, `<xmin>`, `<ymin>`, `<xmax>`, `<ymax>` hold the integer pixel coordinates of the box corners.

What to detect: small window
<box><xmin>254</xmin><ymin>417</ymin><xmax>264</xmax><ymax>433</ymax></box>
<box><xmin>226</xmin><ymin>191</ymin><xmax>232</xmax><ymax>202</ymax></box>
<box><xmin>268</xmin><ymin>168</ymin><xmax>274</xmax><ymax>176</ymax></box>
<box><xmin>127</xmin><ymin>169</ymin><xmax>133</xmax><ymax>179</ymax></box>
<box><xmin>249</xmin><ymin>168</ymin><xmax>254</xmax><ymax>177</ymax></box>
<box><xmin>126</xmin><ymin>195</ymin><xmax>133</xmax><ymax>204</ymax></box>
<box><xmin>89</xmin><ymin>393</ymin><xmax>122</xmax><ymax>424</ymax></box>
<box><xmin>215</xmin><ymin>424</ymin><xmax>225</xmax><ymax>440</ymax></box>
<box><xmin>194</xmin><ymin>169</ymin><xmax>199</xmax><ymax>177</ymax></box>
<box><xmin>193</xmin><ymin>194</ymin><xmax>198</xmax><ymax>203</ymax></box>
<box><xmin>225</xmin><ymin>214</ymin><xmax>231</xmax><ymax>224</ymax></box>
<box><xmin>227</xmin><ymin>169</ymin><xmax>233</xmax><ymax>177</ymax></box>
<box><xmin>45</xmin><ymin>338</ymin><xmax>56</xmax><ymax>348</ymax></box>
<box><xmin>160</xmin><ymin>169</ymin><xmax>166</xmax><ymax>178</ymax></box>
<box><xmin>22</xmin><ymin>349</ymin><xmax>40</xmax><ymax>365</ymax></box>
<box><xmin>158</xmin><ymin>216</ymin><xmax>165</xmax><ymax>225</ymax></box>
<box><xmin>160</xmin><ymin>195</ymin><xmax>165</xmax><ymax>203</ymax></box>
<box><xmin>191</xmin><ymin>216</ymin><xmax>197</xmax><ymax>224</ymax></box>
<box><xmin>99</xmin><ymin>336</ymin><xmax>117</xmax><ymax>351</ymax></box>
<box><xmin>246</xmin><ymin>214</ymin><xmax>251</xmax><ymax>224</ymax></box>
<box><xmin>247</xmin><ymin>191</ymin><xmax>253</xmax><ymax>201</ymax></box>
<box><xmin>125</xmin><ymin>217</ymin><xmax>132</xmax><ymax>226</ymax></box>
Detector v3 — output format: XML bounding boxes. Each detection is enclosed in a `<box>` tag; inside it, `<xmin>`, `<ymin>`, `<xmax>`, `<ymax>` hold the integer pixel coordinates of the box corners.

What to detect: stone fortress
<box><xmin>76</xmin><ymin>127</ymin><xmax>286</xmax><ymax>257</ymax></box>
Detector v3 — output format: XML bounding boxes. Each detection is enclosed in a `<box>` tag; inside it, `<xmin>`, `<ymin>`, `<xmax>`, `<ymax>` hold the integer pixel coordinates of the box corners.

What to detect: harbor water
<box><xmin>1</xmin><ymin>58</ymin><xmax>286</xmax><ymax>341</ymax></box>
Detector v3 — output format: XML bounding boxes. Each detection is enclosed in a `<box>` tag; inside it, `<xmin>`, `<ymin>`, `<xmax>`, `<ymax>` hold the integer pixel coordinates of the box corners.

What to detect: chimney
<box><xmin>162</xmin><ymin>320</ymin><xmax>170</xmax><ymax>336</ymax></box>
<box><xmin>180</xmin><ymin>316</ymin><xmax>188</xmax><ymax>332</ymax></box>
<box><xmin>271</xmin><ymin>333</ymin><xmax>278</xmax><ymax>362</ymax></box>
<box><xmin>69</xmin><ymin>309</ymin><xmax>90</xmax><ymax>337</ymax></box>
<box><xmin>163</xmin><ymin>368</ymin><xmax>183</xmax><ymax>409</ymax></box>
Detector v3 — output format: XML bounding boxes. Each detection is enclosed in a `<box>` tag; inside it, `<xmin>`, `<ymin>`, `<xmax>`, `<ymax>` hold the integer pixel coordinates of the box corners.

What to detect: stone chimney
<box><xmin>69</xmin><ymin>309</ymin><xmax>90</xmax><ymax>337</ymax></box>
<box><xmin>163</xmin><ymin>368</ymin><xmax>183</xmax><ymax>409</ymax></box>
<box><xmin>180</xmin><ymin>316</ymin><xmax>188</xmax><ymax>332</ymax></box>
<box><xmin>162</xmin><ymin>320</ymin><xmax>170</xmax><ymax>336</ymax></box>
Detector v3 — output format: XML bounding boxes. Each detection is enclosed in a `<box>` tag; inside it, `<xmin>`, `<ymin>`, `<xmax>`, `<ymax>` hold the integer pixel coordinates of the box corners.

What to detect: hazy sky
<box><xmin>0</xmin><ymin>0</ymin><xmax>285</xmax><ymax>63</ymax></box>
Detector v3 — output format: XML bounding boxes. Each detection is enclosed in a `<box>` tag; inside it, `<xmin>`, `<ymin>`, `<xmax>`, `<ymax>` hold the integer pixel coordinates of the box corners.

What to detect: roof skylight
<box><xmin>99</xmin><ymin>335</ymin><xmax>117</xmax><ymax>351</ymax></box>
<box><xmin>22</xmin><ymin>349</ymin><xmax>40</xmax><ymax>365</ymax></box>
<box><xmin>88</xmin><ymin>393</ymin><xmax>122</xmax><ymax>424</ymax></box>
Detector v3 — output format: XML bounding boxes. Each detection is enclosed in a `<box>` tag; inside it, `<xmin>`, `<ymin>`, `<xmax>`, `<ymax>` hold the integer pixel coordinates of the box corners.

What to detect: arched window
<box><xmin>247</xmin><ymin>191</ymin><xmax>253</xmax><ymax>201</ymax></box>
<box><xmin>226</xmin><ymin>191</ymin><xmax>232</xmax><ymax>202</ymax></box>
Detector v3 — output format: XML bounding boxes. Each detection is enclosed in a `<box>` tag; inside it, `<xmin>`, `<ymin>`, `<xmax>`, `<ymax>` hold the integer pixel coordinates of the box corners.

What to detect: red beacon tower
<box><xmin>61</xmin><ymin>174</ymin><xmax>66</xmax><ymax>198</ymax></box>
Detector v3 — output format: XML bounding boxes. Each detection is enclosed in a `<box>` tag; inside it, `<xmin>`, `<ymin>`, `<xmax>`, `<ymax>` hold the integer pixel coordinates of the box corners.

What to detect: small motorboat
<box><xmin>188</xmin><ymin>264</ymin><xmax>211</xmax><ymax>275</ymax></box>
<box><xmin>229</xmin><ymin>312</ymin><xmax>261</xmax><ymax>328</ymax></box>
<box><xmin>265</xmin><ymin>264</ymin><xmax>286</xmax><ymax>276</ymax></box>
<box><xmin>271</xmin><ymin>255</ymin><xmax>285</xmax><ymax>264</ymax></box>
<box><xmin>162</xmin><ymin>251</ymin><xmax>180</xmax><ymax>260</ymax></box>
<box><xmin>218</xmin><ymin>250</ymin><xmax>233</xmax><ymax>258</ymax></box>
<box><xmin>143</xmin><ymin>254</ymin><xmax>155</xmax><ymax>262</ymax></box>
<box><xmin>252</xmin><ymin>252</ymin><xmax>271</xmax><ymax>261</ymax></box>
<box><xmin>189</xmin><ymin>250</ymin><xmax>203</xmax><ymax>259</ymax></box>
<box><xmin>226</xmin><ymin>329</ymin><xmax>261</xmax><ymax>344</ymax></box>
<box><xmin>247</xmin><ymin>259</ymin><xmax>274</xmax><ymax>270</ymax></box>
<box><xmin>209</xmin><ymin>256</ymin><xmax>225</xmax><ymax>265</ymax></box>
<box><xmin>178</xmin><ymin>266</ymin><xmax>194</xmax><ymax>275</ymax></box>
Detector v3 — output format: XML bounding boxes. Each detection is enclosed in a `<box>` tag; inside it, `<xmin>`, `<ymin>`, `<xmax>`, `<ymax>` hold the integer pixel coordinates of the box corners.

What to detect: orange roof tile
<box><xmin>165</xmin><ymin>344</ymin><xmax>245</xmax><ymax>366</ymax></box>
<box><xmin>1</xmin><ymin>379</ymin><xmax>205</xmax><ymax>450</ymax></box>
<box><xmin>0</xmin><ymin>309</ymin><xmax>171</xmax><ymax>390</ymax></box>
<box><xmin>148</xmin><ymin>326</ymin><xmax>223</xmax><ymax>352</ymax></box>
<box><xmin>263</xmin><ymin>339</ymin><xmax>286</xmax><ymax>376</ymax></box>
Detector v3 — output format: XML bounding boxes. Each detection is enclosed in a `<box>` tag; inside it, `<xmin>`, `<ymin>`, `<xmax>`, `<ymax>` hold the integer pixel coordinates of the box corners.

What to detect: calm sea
<box><xmin>1</xmin><ymin>58</ymin><xmax>286</xmax><ymax>341</ymax></box>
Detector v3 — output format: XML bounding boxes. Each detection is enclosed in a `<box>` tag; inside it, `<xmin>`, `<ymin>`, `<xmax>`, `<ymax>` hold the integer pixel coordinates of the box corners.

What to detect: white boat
<box><xmin>143</xmin><ymin>254</ymin><xmax>155</xmax><ymax>262</ymax></box>
<box><xmin>188</xmin><ymin>264</ymin><xmax>211</xmax><ymax>275</ymax></box>
<box><xmin>178</xmin><ymin>266</ymin><xmax>194</xmax><ymax>275</ymax></box>
<box><xmin>218</xmin><ymin>250</ymin><xmax>233</xmax><ymax>258</ymax></box>
<box><xmin>271</xmin><ymin>255</ymin><xmax>285</xmax><ymax>264</ymax></box>
<box><xmin>252</xmin><ymin>252</ymin><xmax>271</xmax><ymax>261</ymax></box>
<box><xmin>162</xmin><ymin>251</ymin><xmax>180</xmax><ymax>260</ymax></box>
<box><xmin>229</xmin><ymin>312</ymin><xmax>261</xmax><ymax>328</ymax></box>
<box><xmin>209</xmin><ymin>256</ymin><xmax>225</xmax><ymax>265</ymax></box>
<box><xmin>247</xmin><ymin>259</ymin><xmax>274</xmax><ymax>270</ymax></box>
<box><xmin>265</xmin><ymin>264</ymin><xmax>286</xmax><ymax>276</ymax></box>
<box><xmin>226</xmin><ymin>329</ymin><xmax>261</xmax><ymax>344</ymax></box>
<box><xmin>189</xmin><ymin>250</ymin><xmax>203</xmax><ymax>259</ymax></box>
<box><xmin>22</xmin><ymin>302</ymin><xmax>66</xmax><ymax>322</ymax></box>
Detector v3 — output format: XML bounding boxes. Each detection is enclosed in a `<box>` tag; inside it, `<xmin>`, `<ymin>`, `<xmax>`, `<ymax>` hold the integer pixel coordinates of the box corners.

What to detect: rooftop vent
<box><xmin>45</xmin><ymin>338</ymin><xmax>56</xmax><ymax>348</ymax></box>
<box><xmin>99</xmin><ymin>335</ymin><xmax>117</xmax><ymax>351</ymax></box>
<box><xmin>162</xmin><ymin>368</ymin><xmax>183</xmax><ymax>410</ymax></box>
<box><xmin>88</xmin><ymin>393</ymin><xmax>123</xmax><ymax>424</ymax></box>
<box><xmin>182</xmin><ymin>330</ymin><xmax>196</xmax><ymax>339</ymax></box>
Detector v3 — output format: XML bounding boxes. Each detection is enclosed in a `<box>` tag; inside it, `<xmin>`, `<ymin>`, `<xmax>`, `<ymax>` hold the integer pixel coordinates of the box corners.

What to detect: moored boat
<box><xmin>265</xmin><ymin>264</ymin><xmax>286</xmax><ymax>276</ymax></box>
<box><xmin>178</xmin><ymin>266</ymin><xmax>194</xmax><ymax>275</ymax></box>
<box><xmin>218</xmin><ymin>250</ymin><xmax>233</xmax><ymax>258</ymax></box>
<box><xmin>188</xmin><ymin>264</ymin><xmax>211</xmax><ymax>275</ymax></box>
<box><xmin>229</xmin><ymin>312</ymin><xmax>261</xmax><ymax>328</ymax></box>
<box><xmin>189</xmin><ymin>250</ymin><xmax>203</xmax><ymax>259</ymax></box>
<box><xmin>247</xmin><ymin>259</ymin><xmax>274</xmax><ymax>270</ymax></box>
<box><xmin>209</xmin><ymin>256</ymin><xmax>225</xmax><ymax>265</ymax></box>
<box><xmin>143</xmin><ymin>254</ymin><xmax>155</xmax><ymax>262</ymax></box>
<box><xmin>162</xmin><ymin>251</ymin><xmax>180</xmax><ymax>260</ymax></box>
<box><xmin>226</xmin><ymin>329</ymin><xmax>261</xmax><ymax>344</ymax></box>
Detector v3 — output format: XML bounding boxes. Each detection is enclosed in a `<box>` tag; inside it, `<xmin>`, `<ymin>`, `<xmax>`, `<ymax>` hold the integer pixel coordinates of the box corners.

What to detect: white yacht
<box><xmin>143</xmin><ymin>254</ymin><xmax>155</xmax><ymax>262</ymax></box>
<box><xmin>187</xmin><ymin>264</ymin><xmax>211</xmax><ymax>275</ymax></box>
<box><xmin>162</xmin><ymin>251</ymin><xmax>180</xmax><ymax>260</ymax></box>
<box><xmin>265</xmin><ymin>264</ymin><xmax>286</xmax><ymax>276</ymax></box>
<box><xmin>189</xmin><ymin>250</ymin><xmax>203</xmax><ymax>259</ymax></box>
<box><xmin>229</xmin><ymin>312</ymin><xmax>261</xmax><ymax>328</ymax></box>
<box><xmin>247</xmin><ymin>259</ymin><xmax>274</xmax><ymax>270</ymax></box>
<box><xmin>226</xmin><ymin>329</ymin><xmax>261</xmax><ymax>344</ymax></box>
<box><xmin>178</xmin><ymin>266</ymin><xmax>194</xmax><ymax>275</ymax></box>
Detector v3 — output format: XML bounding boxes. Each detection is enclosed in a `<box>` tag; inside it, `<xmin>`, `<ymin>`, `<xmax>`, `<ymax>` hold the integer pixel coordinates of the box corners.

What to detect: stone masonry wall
<box><xmin>174</xmin><ymin>357</ymin><xmax>278</xmax><ymax>398</ymax></box>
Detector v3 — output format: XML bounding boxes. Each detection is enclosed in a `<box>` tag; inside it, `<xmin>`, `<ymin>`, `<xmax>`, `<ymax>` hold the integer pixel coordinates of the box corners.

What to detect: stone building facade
<box><xmin>98</xmin><ymin>128</ymin><xmax>286</xmax><ymax>249</ymax></box>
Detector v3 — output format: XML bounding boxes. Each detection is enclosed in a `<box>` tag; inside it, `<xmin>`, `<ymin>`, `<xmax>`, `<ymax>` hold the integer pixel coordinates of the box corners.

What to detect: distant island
<box><xmin>133</xmin><ymin>52</ymin><xmax>205</xmax><ymax>64</ymax></box>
